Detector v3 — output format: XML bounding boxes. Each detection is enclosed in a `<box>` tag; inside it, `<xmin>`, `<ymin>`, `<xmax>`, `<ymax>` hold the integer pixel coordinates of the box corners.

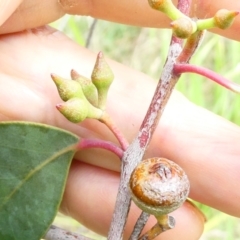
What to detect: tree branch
<box><xmin>107</xmin><ymin>1</ymin><xmax>193</xmax><ymax>239</ymax></box>
<box><xmin>107</xmin><ymin>36</ymin><xmax>182</xmax><ymax>240</ymax></box>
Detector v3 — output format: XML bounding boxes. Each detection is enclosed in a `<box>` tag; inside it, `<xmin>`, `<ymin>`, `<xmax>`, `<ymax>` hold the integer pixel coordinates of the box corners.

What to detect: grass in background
<box><xmin>51</xmin><ymin>16</ymin><xmax>240</xmax><ymax>240</ymax></box>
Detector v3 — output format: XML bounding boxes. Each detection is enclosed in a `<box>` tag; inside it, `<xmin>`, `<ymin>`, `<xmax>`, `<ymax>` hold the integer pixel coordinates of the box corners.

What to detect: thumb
<box><xmin>0</xmin><ymin>0</ymin><xmax>23</xmax><ymax>26</ymax></box>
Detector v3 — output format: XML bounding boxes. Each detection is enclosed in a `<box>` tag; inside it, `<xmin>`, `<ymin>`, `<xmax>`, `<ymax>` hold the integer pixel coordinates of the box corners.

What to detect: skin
<box><xmin>0</xmin><ymin>0</ymin><xmax>240</xmax><ymax>239</ymax></box>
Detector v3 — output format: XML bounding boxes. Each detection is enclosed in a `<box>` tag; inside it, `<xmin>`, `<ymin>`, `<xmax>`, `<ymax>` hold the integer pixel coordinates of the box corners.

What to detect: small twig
<box><xmin>173</xmin><ymin>63</ymin><xmax>240</xmax><ymax>93</ymax></box>
<box><xmin>76</xmin><ymin>138</ymin><xmax>124</xmax><ymax>158</ymax></box>
<box><xmin>85</xmin><ymin>19</ymin><xmax>98</xmax><ymax>48</ymax></box>
<box><xmin>44</xmin><ymin>225</ymin><xmax>93</xmax><ymax>240</ymax></box>
<box><xmin>129</xmin><ymin>212</ymin><xmax>150</xmax><ymax>240</ymax></box>
<box><xmin>176</xmin><ymin>30</ymin><xmax>205</xmax><ymax>63</ymax></box>
<box><xmin>100</xmin><ymin>113</ymin><xmax>129</xmax><ymax>150</ymax></box>
<box><xmin>138</xmin><ymin>215</ymin><xmax>175</xmax><ymax>240</ymax></box>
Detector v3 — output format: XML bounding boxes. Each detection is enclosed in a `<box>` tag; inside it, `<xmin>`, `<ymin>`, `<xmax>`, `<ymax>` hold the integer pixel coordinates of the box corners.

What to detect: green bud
<box><xmin>171</xmin><ymin>17</ymin><xmax>197</xmax><ymax>39</ymax></box>
<box><xmin>197</xmin><ymin>9</ymin><xmax>239</xmax><ymax>31</ymax></box>
<box><xmin>71</xmin><ymin>69</ymin><xmax>98</xmax><ymax>107</ymax></box>
<box><xmin>56</xmin><ymin>98</ymin><xmax>89</xmax><ymax>123</ymax></box>
<box><xmin>91</xmin><ymin>52</ymin><xmax>114</xmax><ymax>110</ymax></box>
<box><xmin>86</xmin><ymin>103</ymin><xmax>103</xmax><ymax>120</ymax></box>
<box><xmin>148</xmin><ymin>0</ymin><xmax>185</xmax><ymax>20</ymax></box>
<box><xmin>51</xmin><ymin>73</ymin><xmax>85</xmax><ymax>101</ymax></box>
<box><xmin>214</xmin><ymin>9</ymin><xmax>239</xmax><ymax>29</ymax></box>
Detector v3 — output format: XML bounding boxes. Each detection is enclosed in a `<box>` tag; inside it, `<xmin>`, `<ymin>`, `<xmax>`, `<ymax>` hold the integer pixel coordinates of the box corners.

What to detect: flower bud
<box><xmin>171</xmin><ymin>17</ymin><xmax>197</xmax><ymax>39</ymax></box>
<box><xmin>214</xmin><ymin>9</ymin><xmax>239</xmax><ymax>29</ymax></box>
<box><xmin>91</xmin><ymin>52</ymin><xmax>114</xmax><ymax>110</ymax></box>
<box><xmin>71</xmin><ymin>69</ymin><xmax>98</xmax><ymax>107</ymax></box>
<box><xmin>56</xmin><ymin>98</ymin><xmax>89</xmax><ymax>123</ymax></box>
<box><xmin>148</xmin><ymin>0</ymin><xmax>185</xmax><ymax>20</ymax></box>
<box><xmin>197</xmin><ymin>9</ymin><xmax>239</xmax><ymax>31</ymax></box>
<box><xmin>51</xmin><ymin>74</ymin><xmax>85</xmax><ymax>101</ymax></box>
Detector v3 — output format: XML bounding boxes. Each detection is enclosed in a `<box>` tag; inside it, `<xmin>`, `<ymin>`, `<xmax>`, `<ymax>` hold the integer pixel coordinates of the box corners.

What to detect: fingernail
<box><xmin>185</xmin><ymin>199</ymin><xmax>207</xmax><ymax>223</ymax></box>
<box><xmin>0</xmin><ymin>0</ymin><xmax>23</xmax><ymax>26</ymax></box>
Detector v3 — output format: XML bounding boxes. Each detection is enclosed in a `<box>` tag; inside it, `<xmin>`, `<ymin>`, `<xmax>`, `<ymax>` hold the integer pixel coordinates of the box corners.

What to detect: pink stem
<box><xmin>174</xmin><ymin>63</ymin><xmax>240</xmax><ymax>93</ymax></box>
<box><xmin>75</xmin><ymin>138</ymin><xmax>123</xmax><ymax>159</ymax></box>
<box><xmin>99</xmin><ymin>113</ymin><xmax>129</xmax><ymax>151</ymax></box>
<box><xmin>177</xmin><ymin>0</ymin><xmax>192</xmax><ymax>15</ymax></box>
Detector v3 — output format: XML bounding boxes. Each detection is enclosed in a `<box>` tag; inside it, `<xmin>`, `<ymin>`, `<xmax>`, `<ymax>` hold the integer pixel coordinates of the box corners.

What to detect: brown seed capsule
<box><xmin>129</xmin><ymin>158</ymin><xmax>190</xmax><ymax>216</ymax></box>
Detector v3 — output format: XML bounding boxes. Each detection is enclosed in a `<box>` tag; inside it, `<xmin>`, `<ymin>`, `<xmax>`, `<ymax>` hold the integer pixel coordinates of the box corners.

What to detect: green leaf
<box><xmin>0</xmin><ymin>122</ymin><xmax>79</xmax><ymax>240</ymax></box>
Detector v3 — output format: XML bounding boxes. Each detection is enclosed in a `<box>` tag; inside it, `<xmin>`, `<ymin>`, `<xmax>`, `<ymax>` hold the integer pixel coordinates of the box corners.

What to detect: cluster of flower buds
<box><xmin>52</xmin><ymin>52</ymin><xmax>114</xmax><ymax>123</ymax></box>
<box><xmin>148</xmin><ymin>0</ymin><xmax>239</xmax><ymax>38</ymax></box>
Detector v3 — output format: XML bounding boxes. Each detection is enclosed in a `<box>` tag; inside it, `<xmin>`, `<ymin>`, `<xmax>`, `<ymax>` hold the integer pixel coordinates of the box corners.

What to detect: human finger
<box><xmin>0</xmin><ymin>0</ymin><xmax>23</xmax><ymax>26</ymax></box>
<box><xmin>0</xmin><ymin>27</ymin><xmax>239</xmax><ymax>218</ymax></box>
<box><xmin>150</xmin><ymin>97</ymin><xmax>240</xmax><ymax>217</ymax></box>
<box><xmin>0</xmin><ymin>0</ymin><xmax>64</xmax><ymax>34</ymax></box>
<box><xmin>60</xmin><ymin>160</ymin><xmax>205</xmax><ymax>239</ymax></box>
<box><xmin>0</xmin><ymin>0</ymin><xmax>240</xmax><ymax>41</ymax></box>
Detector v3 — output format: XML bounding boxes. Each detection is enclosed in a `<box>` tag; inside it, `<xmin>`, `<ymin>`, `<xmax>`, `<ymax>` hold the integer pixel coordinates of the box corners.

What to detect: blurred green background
<box><xmin>50</xmin><ymin>15</ymin><xmax>240</xmax><ymax>240</ymax></box>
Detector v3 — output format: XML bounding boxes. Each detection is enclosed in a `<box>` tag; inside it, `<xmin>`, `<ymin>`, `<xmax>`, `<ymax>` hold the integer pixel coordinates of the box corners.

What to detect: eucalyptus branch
<box><xmin>76</xmin><ymin>138</ymin><xmax>124</xmax><ymax>158</ymax></box>
<box><xmin>174</xmin><ymin>63</ymin><xmax>240</xmax><ymax>93</ymax></box>
<box><xmin>44</xmin><ymin>225</ymin><xmax>93</xmax><ymax>240</ymax></box>
<box><xmin>107</xmin><ymin>38</ymin><xmax>182</xmax><ymax>240</ymax></box>
<box><xmin>107</xmin><ymin>40</ymin><xmax>181</xmax><ymax>240</ymax></box>
<box><xmin>107</xmin><ymin>1</ymin><xmax>193</xmax><ymax>239</ymax></box>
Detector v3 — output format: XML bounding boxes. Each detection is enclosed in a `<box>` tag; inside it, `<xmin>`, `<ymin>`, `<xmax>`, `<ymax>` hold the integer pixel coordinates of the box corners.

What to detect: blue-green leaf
<box><xmin>0</xmin><ymin>122</ymin><xmax>79</xmax><ymax>240</ymax></box>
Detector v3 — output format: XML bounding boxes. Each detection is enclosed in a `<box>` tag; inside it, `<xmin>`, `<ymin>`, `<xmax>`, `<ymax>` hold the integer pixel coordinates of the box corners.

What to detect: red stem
<box><xmin>99</xmin><ymin>113</ymin><xmax>129</xmax><ymax>151</ymax></box>
<box><xmin>76</xmin><ymin>138</ymin><xmax>123</xmax><ymax>159</ymax></box>
<box><xmin>174</xmin><ymin>63</ymin><xmax>240</xmax><ymax>93</ymax></box>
